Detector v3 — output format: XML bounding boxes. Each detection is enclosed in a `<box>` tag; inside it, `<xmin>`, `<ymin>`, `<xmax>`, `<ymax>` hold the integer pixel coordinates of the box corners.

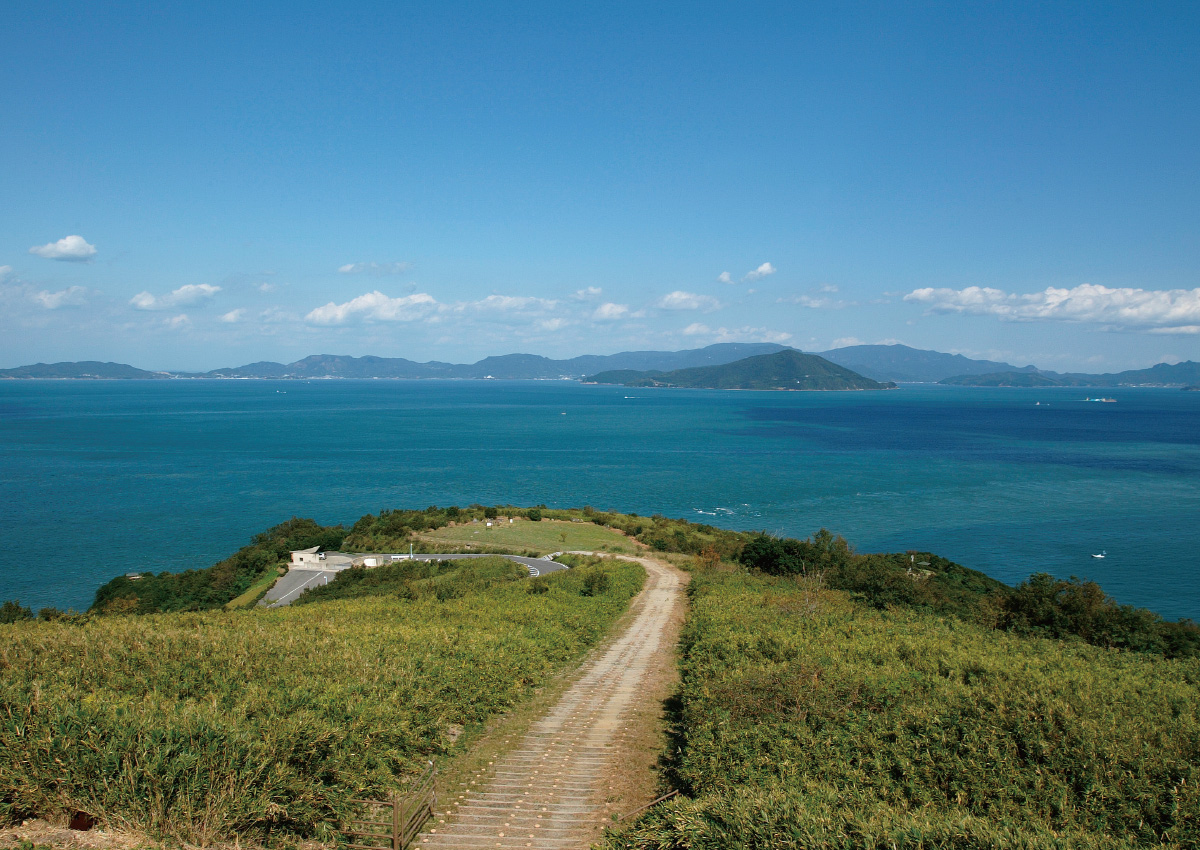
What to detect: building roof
<box><xmin>292</xmin><ymin>545</ymin><xmax>321</xmax><ymax>555</ymax></box>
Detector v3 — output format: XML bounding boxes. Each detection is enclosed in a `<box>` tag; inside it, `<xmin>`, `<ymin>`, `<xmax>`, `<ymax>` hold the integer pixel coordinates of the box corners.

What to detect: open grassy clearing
<box><xmin>420</xmin><ymin>517</ymin><xmax>638</xmax><ymax>554</ymax></box>
<box><xmin>0</xmin><ymin>557</ymin><xmax>644</xmax><ymax>846</ymax></box>
<box><xmin>602</xmin><ymin>569</ymin><xmax>1200</xmax><ymax>849</ymax></box>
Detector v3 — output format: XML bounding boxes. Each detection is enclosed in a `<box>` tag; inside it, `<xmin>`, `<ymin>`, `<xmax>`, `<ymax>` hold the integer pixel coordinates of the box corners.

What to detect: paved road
<box><xmin>259</xmin><ymin>553</ymin><xmax>569</xmax><ymax>609</ymax></box>
<box><xmin>418</xmin><ymin>554</ymin><xmax>685</xmax><ymax>849</ymax></box>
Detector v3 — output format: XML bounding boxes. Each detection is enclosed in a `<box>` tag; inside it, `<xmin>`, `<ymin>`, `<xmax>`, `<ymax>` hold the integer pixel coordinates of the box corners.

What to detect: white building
<box><xmin>290</xmin><ymin>546</ymin><xmax>325</xmax><ymax>566</ymax></box>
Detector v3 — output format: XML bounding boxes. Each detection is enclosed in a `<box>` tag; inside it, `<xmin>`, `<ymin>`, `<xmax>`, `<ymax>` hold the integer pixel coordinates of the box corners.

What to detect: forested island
<box><xmin>587</xmin><ymin>348</ymin><xmax>896</xmax><ymax>390</ymax></box>
<box><xmin>2</xmin><ymin>505</ymin><xmax>1197</xmax><ymax>849</ymax></box>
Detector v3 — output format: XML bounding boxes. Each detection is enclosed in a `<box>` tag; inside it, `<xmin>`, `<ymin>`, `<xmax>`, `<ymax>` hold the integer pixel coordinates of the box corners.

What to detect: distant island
<box><xmin>939</xmin><ymin>360</ymin><xmax>1200</xmax><ymax>388</ymax></box>
<box><xmin>3</xmin><ymin>343</ymin><xmax>1196</xmax><ymax>386</ymax></box>
<box><xmin>586</xmin><ymin>349</ymin><xmax>895</xmax><ymax>391</ymax></box>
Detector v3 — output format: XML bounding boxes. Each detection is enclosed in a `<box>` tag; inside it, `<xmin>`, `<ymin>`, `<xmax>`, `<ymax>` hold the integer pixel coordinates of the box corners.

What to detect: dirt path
<box><xmin>418</xmin><ymin>555</ymin><xmax>686</xmax><ymax>850</ymax></box>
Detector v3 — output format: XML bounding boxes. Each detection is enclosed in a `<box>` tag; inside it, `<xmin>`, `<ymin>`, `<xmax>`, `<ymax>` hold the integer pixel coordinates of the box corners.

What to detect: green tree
<box><xmin>0</xmin><ymin>600</ymin><xmax>33</xmax><ymax>623</ymax></box>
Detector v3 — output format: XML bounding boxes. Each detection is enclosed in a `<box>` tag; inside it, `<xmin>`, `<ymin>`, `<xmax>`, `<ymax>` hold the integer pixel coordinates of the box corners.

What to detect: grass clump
<box><xmin>603</xmin><ymin>570</ymin><xmax>1200</xmax><ymax>849</ymax></box>
<box><xmin>0</xmin><ymin>559</ymin><xmax>643</xmax><ymax>845</ymax></box>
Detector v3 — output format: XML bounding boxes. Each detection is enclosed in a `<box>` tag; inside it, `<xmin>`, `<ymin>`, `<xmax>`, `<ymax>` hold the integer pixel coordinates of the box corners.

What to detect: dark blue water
<box><xmin>2</xmin><ymin>381</ymin><xmax>1197</xmax><ymax>620</ymax></box>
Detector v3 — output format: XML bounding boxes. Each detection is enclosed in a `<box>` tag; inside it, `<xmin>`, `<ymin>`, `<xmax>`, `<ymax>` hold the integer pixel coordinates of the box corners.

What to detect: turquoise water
<box><xmin>1</xmin><ymin>380</ymin><xmax>1197</xmax><ymax>620</ymax></box>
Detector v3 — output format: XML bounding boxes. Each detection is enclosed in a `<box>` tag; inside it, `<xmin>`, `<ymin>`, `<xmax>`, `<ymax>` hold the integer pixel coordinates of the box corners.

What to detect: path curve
<box><xmin>418</xmin><ymin>554</ymin><xmax>684</xmax><ymax>849</ymax></box>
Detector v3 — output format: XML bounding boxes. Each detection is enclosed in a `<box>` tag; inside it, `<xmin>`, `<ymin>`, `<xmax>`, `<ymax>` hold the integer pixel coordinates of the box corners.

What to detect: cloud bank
<box><xmin>905</xmin><ymin>284</ymin><xmax>1200</xmax><ymax>333</ymax></box>
<box><xmin>34</xmin><ymin>286</ymin><xmax>88</xmax><ymax>309</ymax></box>
<box><xmin>306</xmin><ymin>291</ymin><xmax>439</xmax><ymax>324</ymax></box>
<box><xmin>29</xmin><ymin>235</ymin><xmax>97</xmax><ymax>261</ymax></box>
<box><xmin>338</xmin><ymin>262</ymin><xmax>412</xmax><ymax>275</ymax></box>
<box><xmin>130</xmin><ymin>283</ymin><xmax>221</xmax><ymax>310</ymax></box>
<box><xmin>654</xmin><ymin>291</ymin><xmax>722</xmax><ymax>311</ymax></box>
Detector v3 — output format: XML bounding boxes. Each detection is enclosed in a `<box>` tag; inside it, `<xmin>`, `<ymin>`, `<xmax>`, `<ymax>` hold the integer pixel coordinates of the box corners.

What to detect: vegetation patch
<box><xmin>422</xmin><ymin>517</ymin><xmax>636</xmax><ymax>554</ymax></box>
<box><xmin>603</xmin><ymin>569</ymin><xmax>1200</xmax><ymax>849</ymax></box>
<box><xmin>0</xmin><ymin>557</ymin><xmax>643</xmax><ymax>845</ymax></box>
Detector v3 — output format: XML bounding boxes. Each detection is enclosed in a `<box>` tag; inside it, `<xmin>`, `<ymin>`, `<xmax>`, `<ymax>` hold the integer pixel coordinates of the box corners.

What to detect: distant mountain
<box><xmin>940</xmin><ymin>361</ymin><xmax>1200</xmax><ymax>388</ymax></box>
<box><xmin>587</xmin><ymin>349</ymin><xmax>894</xmax><ymax>391</ymax></box>
<box><xmin>0</xmin><ymin>361</ymin><xmax>167</xmax><ymax>380</ymax></box>
<box><xmin>940</xmin><ymin>371</ymin><xmax>1063</xmax><ymax>388</ymax></box>
<box><xmin>0</xmin><ymin>343</ymin><xmax>791</xmax><ymax>381</ymax></box>
<box><xmin>205</xmin><ymin>343</ymin><xmax>790</xmax><ymax>380</ymax></box>
<box><xmin>819</xmin><ymin>344</ymin><xmax>1030</xmax><ymax>383</ymax></box>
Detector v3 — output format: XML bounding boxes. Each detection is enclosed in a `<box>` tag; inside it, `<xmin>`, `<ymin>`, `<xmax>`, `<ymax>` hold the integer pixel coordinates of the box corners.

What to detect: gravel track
<box><xmin>417</xmin><ymin>555</ymin><xmax>683</xmax><ymax>850</ymax></box>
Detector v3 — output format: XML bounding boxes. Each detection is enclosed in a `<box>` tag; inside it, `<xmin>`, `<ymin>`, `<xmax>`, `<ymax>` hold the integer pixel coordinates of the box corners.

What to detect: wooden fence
<box><xmin>343</xmin><ymin>762</ymin><xmax>436</xmax><ymax>850</ymax></box>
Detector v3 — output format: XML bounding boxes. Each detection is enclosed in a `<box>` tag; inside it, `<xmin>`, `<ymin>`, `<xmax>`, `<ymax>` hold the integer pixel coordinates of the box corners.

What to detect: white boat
<box><xmin>1092</xmin><ymin>551</ymin><xmax>1107</xmax><ymax>559</ymax></box>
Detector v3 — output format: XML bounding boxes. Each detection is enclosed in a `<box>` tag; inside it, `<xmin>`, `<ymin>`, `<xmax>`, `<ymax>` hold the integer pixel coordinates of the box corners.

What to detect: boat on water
<box><xmin>1085</xmin><ymin>397</ymin><xmax>1117</xmax><ymax>403</ymax></box>
<box><xmin>1092</xmin><ymin>551</ymin><xmax>1107</xmax><ymax>559</ymax></box>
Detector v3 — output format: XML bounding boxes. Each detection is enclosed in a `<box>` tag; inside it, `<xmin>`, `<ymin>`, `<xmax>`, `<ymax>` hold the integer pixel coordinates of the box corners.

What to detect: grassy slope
<box><xmin>421</xmin><ymin>518</ymin><xmax>637</xmax><ymax>554</ymax></box>
<box><xmin>0</xmin><ymin>558</ymin><xmax>644</xmax><ymax>845</ymax></box>
<box><xmin>604</xmin><ymin>570</ymin><xmax>1200</xmax><ymax>849</ymax></box>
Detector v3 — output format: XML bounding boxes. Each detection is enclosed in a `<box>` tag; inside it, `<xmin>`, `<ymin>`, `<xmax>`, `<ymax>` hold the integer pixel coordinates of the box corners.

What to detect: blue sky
<box><xmin>2</xmin><ymin>1</ymin><xmax>1198</xmax><ymax>371</ymax></box>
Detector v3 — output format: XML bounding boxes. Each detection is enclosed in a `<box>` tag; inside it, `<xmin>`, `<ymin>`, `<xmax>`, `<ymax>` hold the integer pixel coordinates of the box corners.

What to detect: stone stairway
<box><xmin>417</xmin><ymin>557</ymin><xmax>681</xmax><ymax>849</ymax></box>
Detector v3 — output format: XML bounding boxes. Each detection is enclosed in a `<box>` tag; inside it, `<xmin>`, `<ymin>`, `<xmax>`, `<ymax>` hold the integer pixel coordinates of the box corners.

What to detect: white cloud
<box><xmin>539</xmin><ymin>318</ymin><xmax>571</xmax><ymax>332</ymax></box>
<box><xmin>338</xmin><ymin>261</ymin><xmax>412</xmax><ymax>276</ymax></box>
<box><xmin>305</xmin><ymin>291</ymin><xmax>438</xmax><ymax>325</ymax></box>
<box><xmin>257</xmin><ymin>282</ymin><xmax>277</xmax><ymax>293</ymax></box>
<box><xmin>717</xmin><ymin>271</ymin><xmax>733</xmax><ymax>285</ymax></box>
<box><xmin>29</xmin><ymin>235</ymin><xmax>97</xmax><ymax>261</ymax></box>
<box><xmin>165</xmin><ymin>314</ymin><xmax>190</xmax><ymax>329</ymax></box>
<box><xmin>33</xmin><ymin>286</ymin><xmax>88</xmax><ymax>309</ymax></box>
<box><xmin>1148</xmin><ymin>325</ymin><xmax>1200</xmax><ymax>335</ymax></box>
<box><xmin>130</xmin><ymin>283</ymin><xmax>221</xmax><ymax>311</ymax></box>
<box><xmin>572</xmin><ymin>287</ymin><xmax>603</xmax><ymax>301</ymax></box>
<box><xmin>654</xmin><ymin>290</ymin><xmax>722</xmax><ymax>312</ymax></box>
<box><xmin>744</xmin><ymin>262</ymin><xmax>776</xmax><ymax>282</ymax></box>
<box><xmin>904</xmin><ymin>284</ymin><xmax>1200</xmax><ymax>332</ymax></box>
<box><xmin>831</xmin><ymin>337</ymin><xmax>864</xmax><ymax>348</ymax></box>
<box><xmin>0</xmin><ymin>265</ymin><xmax>13</xmax><ymax>282</ymax></box>
<box><xmin>592</xmin><ymin>302</ymin><xmax>629</xmax><ymax>321</ymax></box>
<box><xmin>455</xmin><ymin>294</ymin><xmax>558</xmax><ymax>313</ymax></box>
<box><xmin>779</xmin><ymin>294</ymin><xmax>849</xmax><ymax>309</ymax></box>
<box><xmin>260</xmin><ymin>307</ymin><xmax>296</xmax><ymax>323</ymax></box>
<box><xmin>219</xmin><ymin>309</ymin><xmax>245</xmax><ymax>323</ymax></box>
<box><xmin>818</xmin><ymin>284</ymin><xmax>839</xmax><ymax>293</ymax></box>
<box><xmin>679</xmin><ymin>323</ymin><xmax>792</xmax><ymax>344</ymax></box>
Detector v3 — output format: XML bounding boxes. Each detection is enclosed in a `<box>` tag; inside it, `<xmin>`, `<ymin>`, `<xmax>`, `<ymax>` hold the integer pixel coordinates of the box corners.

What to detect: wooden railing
<box><xmin>343</xmin><ymin>762</ymin><xmax>436</xmax><ymax>850</ymax></box>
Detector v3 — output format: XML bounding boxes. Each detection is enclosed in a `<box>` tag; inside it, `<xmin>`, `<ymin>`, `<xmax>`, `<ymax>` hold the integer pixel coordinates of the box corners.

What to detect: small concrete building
<box><xmin>290</xmin><ymin>546</ymin><xmax>325</xmax><ymax>566</ymax></box>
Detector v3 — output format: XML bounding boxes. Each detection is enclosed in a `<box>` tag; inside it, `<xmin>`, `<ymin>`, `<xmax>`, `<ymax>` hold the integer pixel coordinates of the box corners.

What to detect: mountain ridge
<box><xmin>940</xmin><ymin>361</ymin><xmax>1200</xmax><ymax>388</ymax></box>
<box><xmin>3</xmin><ymin>344</ymin><xmax>1195</xmax><ymax>385</ymax></box>
<box><xmin>1</xmin><ymin>343</ymin><xmax>790</xmax><ymax>380</ymax></box>
<box><xmin>818</xmin><ymin>344</ymin><xmax>1032</xmax><ymax>382</ymax></box>
<box><xmin>587</xmin><ymin>349</ymin><xmax>895</xmax><ymax>391</ymax></box>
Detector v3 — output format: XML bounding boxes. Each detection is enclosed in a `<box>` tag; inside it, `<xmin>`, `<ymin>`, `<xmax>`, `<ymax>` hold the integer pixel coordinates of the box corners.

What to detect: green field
<box><xmin>422</xmin><ymin>517</ymin><xmax>638</xmax><ymax>553</ymax></box>
<box><xmin>603</xmin><ymin>569</ymin><xmax>1200</xmax><ymax>849</ymax></box>
<box><xmin>0</xmin><ymin>556</ymin><xmax>644</xmax><ymax>845</ymax></box>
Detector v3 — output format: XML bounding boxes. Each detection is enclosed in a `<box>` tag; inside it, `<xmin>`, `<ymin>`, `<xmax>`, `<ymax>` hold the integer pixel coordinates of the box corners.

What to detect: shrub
<box><xmin>0</xmin><ymin>601</ymin><xmax>32</xmax><ymax>624</ymax></box>
<box><xmin>526</xmin><ymin>508</ymin><xmax>542</xmax><ymax>522</ymax></box>
<box><xmin>580</xmin><ymin>569</ymin><xmax>611</xmax><ymax>597</ymax></box>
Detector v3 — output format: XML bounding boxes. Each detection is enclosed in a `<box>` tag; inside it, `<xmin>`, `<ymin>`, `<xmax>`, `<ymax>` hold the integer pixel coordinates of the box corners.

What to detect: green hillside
<box><xmin>6</xmin><ymin>507</ymin><xmax>1199</xmax><ymax>848</ymax></box>
<box><xmin>0</xmin><ymin>555</ymin><xmax>643</xmax><ymax>844</ymax></box>
<box><xmin>587</xmin><ymin>349</ymin><xmax>895</xmax><ymax>390</ymax></box>
<box><xmin>603</xmin><ymin>569</ymin><xmax>1200</xmax><ymax>849</ymax></box>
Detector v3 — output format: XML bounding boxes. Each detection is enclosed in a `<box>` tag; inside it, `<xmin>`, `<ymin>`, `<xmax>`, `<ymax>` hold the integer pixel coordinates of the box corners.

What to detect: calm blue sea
<box><xmin>1</xmin><ymin>380</ymin><xmax>1197</xmax><ymax>620</ymax></box>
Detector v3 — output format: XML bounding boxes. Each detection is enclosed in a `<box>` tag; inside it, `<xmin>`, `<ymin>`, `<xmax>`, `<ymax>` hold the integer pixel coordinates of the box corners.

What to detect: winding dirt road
<box><xmin>417</xmin><ymin>555</ymin><xmax>685</xmax><ymax>850</ymax></box>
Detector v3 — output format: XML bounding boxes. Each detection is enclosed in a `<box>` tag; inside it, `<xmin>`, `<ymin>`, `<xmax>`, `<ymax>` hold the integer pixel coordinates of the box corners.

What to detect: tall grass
<box><xmin>604</xmin><ymin>571</ymin><xmax>1200</xmax><ymax>849</ymax></box>
<box><xmin>0</xmin><ymin>559</ymin><xmax>643</xmax><ymax>844</ymax></box>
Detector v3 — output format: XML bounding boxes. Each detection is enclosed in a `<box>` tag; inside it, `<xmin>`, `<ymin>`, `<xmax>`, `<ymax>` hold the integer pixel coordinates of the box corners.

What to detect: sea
<box><xmin>1</xmin><ymin>380</ymin><xmax>1197</xmax><ymax>620</ymax></box>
